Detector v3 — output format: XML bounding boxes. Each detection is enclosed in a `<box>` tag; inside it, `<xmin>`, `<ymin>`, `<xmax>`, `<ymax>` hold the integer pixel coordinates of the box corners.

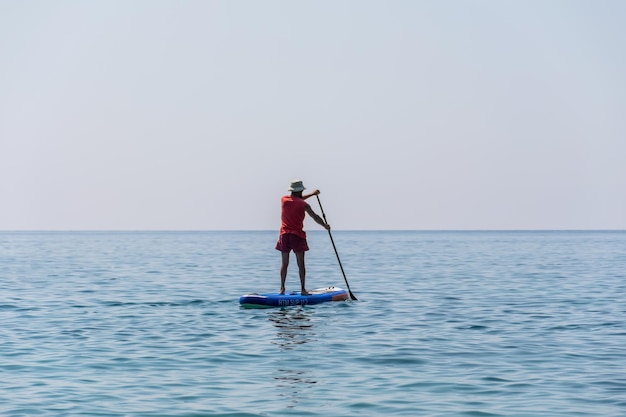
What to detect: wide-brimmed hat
<box><xmin>288</xmin><ymin>180</ymin><xmax>306</xmax><ymax>192</ymax></box>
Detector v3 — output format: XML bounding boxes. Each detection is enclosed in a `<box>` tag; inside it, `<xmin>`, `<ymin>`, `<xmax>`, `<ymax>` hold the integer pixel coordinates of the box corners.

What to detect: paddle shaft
<box><xmin>316</xmin><ymin>195</ymin><xmax>357</xmax><ymax>300</ymax></box>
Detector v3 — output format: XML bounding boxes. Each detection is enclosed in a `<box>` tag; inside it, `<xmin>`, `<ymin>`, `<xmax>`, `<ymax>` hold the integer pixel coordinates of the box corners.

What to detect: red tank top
<box><xmin>279</xmin><ymin>195</ymin><xmax>307</xmax><ymax>238</ymax></box>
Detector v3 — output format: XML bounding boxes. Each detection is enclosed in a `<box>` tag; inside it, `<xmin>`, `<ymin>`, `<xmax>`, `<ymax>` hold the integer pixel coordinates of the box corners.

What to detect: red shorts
<box><xmin>275</xmin><ymin>233</ymin><xmax>309</xmax><ymax>253</ymax></box>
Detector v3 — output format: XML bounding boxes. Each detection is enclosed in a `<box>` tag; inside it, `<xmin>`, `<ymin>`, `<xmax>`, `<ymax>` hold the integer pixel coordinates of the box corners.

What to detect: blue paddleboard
<box><xmin>239</xmin><ymin>286</ymin><xmax>348</xmax><ymax>308</ymax></box>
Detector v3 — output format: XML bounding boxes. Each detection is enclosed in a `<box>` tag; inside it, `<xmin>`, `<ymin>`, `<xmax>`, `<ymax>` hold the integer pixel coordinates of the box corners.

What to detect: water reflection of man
<box><xmin>269</xmin><ymin>308</ymin><xmax>317</xmax><ymax>408</ymax></box>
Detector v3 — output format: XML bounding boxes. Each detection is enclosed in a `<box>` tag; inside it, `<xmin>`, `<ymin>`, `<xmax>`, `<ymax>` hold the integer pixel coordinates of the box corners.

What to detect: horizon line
<box><xmin>1</xmin><ymin>229</ymin><xmax>625</xmax><ymax>233</ymax></box>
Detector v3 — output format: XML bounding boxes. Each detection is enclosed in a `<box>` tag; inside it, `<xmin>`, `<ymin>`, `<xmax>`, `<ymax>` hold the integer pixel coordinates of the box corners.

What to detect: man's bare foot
<box><xmin>301</xmin><ymin>290</ymin><xmax>311</xmax><ymax>296</ymax></box>
<box><xmin>279</xmin><ymin>288</ymin><xmax>285</xmax><ymax>295</ymax></box>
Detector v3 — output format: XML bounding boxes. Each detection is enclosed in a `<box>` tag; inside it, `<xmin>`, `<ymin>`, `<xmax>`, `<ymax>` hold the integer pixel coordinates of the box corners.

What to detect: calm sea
<box><xmin>1</xmin><ymin>231</ymin><xmax>625</xmax><ymax>416</ymax></box>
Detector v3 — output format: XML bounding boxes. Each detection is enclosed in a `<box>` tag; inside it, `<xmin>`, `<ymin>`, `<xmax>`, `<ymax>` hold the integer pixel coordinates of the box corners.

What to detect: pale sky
<box><xmin>1</xmin><ymin>1</ymin><xmax>625</xmax><ymax>230</ymax></box>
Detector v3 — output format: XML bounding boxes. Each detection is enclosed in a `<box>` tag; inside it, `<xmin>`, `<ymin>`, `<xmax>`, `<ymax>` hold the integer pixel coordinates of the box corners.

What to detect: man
<box><xmin>275</xmin><ymin>180</ymin><xmax>330</xmax><ymax>295</ymax></box>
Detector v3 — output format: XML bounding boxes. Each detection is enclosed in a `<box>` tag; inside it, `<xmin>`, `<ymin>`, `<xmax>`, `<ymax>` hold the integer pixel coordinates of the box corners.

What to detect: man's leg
<box><xmin>295</xmin><ymin>251</ymin><xmax>309</xmax><ymax>295</ymax></box>
<box><xmin>279</xmin><ymin>251</ymin><xmax>289</xmax><ymax>294</ymax></box>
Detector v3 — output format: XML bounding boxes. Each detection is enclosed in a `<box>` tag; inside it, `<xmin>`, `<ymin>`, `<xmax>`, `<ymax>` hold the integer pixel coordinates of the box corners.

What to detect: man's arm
<box><xmin>305</xmin><ymin>204</ymin><xmax>331</xmax><ymax>230</ymax></box>
<box><xmin>302</xmin><ymin>189</ymin><xmax>320</xmax><ymax>200</ymax></box>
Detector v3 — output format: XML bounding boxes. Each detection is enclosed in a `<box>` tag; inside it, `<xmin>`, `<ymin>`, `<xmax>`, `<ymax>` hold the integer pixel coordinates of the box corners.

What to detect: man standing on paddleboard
<box><xmin>276</xmin><ymin>180</ymin><xmax>330</xmax><ymax>295</ymax></box>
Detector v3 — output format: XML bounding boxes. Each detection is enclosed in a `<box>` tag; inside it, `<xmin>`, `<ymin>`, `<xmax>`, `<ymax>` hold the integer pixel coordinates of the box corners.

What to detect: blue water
<box><xmin>1</xmin><ymin>231</ymin><xmax>625</xmax><ymax>416</ymax></box>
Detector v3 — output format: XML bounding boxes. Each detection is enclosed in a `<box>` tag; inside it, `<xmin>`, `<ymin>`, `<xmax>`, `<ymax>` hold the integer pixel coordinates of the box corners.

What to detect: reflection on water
<box><xmin>269</xmin><ymin>308</ymin><xmax>318</xmax><ymax>408</ymax></box>
<box><xmin>269</xmin><ymin>307</ymin><xmax>316</xmax><ymax>350</ymax></box>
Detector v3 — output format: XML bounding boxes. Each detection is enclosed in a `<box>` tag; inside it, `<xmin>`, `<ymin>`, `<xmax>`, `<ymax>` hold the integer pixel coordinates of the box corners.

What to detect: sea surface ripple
<box><xmin>1</xmin><ymin>231</ymin><xmax>625</xmax><ymax>416</ymax></box>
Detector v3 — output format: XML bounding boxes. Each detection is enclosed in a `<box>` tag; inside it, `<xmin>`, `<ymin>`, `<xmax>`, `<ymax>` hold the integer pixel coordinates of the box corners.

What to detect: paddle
<box><xmin>316</xmin><ymin>195</ymin><xmax>358</xmax><ymax>301</ymax></box>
